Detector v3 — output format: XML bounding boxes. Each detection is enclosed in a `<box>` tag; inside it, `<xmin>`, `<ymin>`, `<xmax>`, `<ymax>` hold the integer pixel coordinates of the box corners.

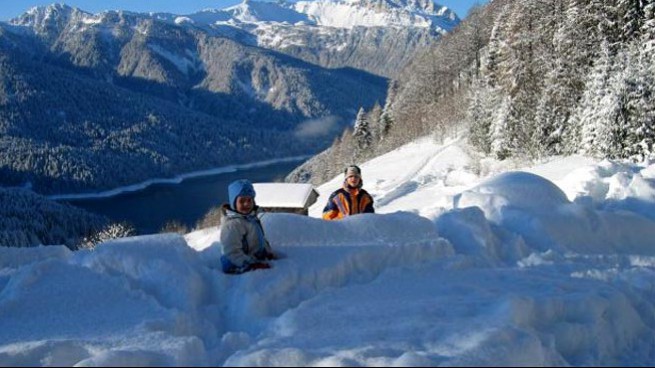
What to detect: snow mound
<box><xmin>454</xmin><ymin>171</ymin><xmax>570</xmax><ymax>214</ymax></box>
<box><xmin>453</xmin><ymin>171</ymin><xmax>655</xmax><ymax>256</ymax></box>
<box><xmin>80</xmin><ymin>234</ymin><xmax>211</xmax><ymax>310</ymax></box>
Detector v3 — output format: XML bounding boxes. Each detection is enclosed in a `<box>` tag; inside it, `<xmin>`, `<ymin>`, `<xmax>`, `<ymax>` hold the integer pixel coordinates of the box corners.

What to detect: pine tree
<box><xmin>603</xmin><ymin>51</ymin><xmax>631</xmax><ymax>158</ymax></box>
<box><xmin>379</xmin><ymin>82</ymin><xmax>397</xmax><ymax>142</ymax></box>
<box><xmin>495</xmin><ymin>0</ymin><xmax>544</xmax><ymax>158</ymax></box>
<box><xmin>617</xmin><ymin>0</ymin><xmax>645</xmax><ymax>42</ymax></box>
<box><xmin>535</xmin><ymin>0</ymin><xmax>588</xmax><ymax>156</ymax></box>
<box><xmin>489</xmin><ymin>96</ymin><xmax>512</xmax><ymax>160</ymax></box>
<box><xmin>639</xmin><ymin>0</ymin><xmax>655</xmax><ymax>160</ymax></box>
<box><xmin>468</xmin><ymin>77</ymin><xmax>493</xmax><ymax>154</ymax></box>
<box><xmin>575</xmin><ymin>40</ymin><xmax>616</xmax><ymax>157</ymax></box>
<box><xmin>353</xmin><ymin>107</ymin><xmax>373</xmax><ymax>151</ymax></box>
<box><xmin>643</xmin><ymin>0</ymin><xmax>655</xmax><ymax>53</ymax></box>
<box><xmin>470</xmin><ymin>9</ymin><xmax>507</xmax><ymax>156</ymax></box>
<box><xmin>623</xmin><ymin>44</ymin><xmax>655</xmax><ymax>161</ymax></box>
<box><xmin>368</xmin><ymin>102</ymin><xmax>383</xmax><ymax>141</ymax></box>
<box><xmin>379</xmin><ymin>108</ymin><xmax>394</xmax><ymax>142</ymax></box>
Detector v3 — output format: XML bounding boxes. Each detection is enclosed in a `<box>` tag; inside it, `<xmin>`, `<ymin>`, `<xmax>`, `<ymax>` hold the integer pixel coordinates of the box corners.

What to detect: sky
<box><xmin>0</xmin><ymin>0</ymin><xmax>487</xmax><ymax>21</ymax></box>
<box><xmin>1</xmin><ymin>136</ymin><xmax>655</xmax><ymax>366</ymax></box>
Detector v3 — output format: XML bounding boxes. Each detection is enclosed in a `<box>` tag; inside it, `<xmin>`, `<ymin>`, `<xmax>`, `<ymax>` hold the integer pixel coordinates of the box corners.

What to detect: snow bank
<box><xmin>78</xmin><ymin>234</ymin><xmax>211</xmax><ymax>310</ymax></box>
<box><xmin>0</xmin><ymin>235</ymin><xmax>216</xmax><ymax>366</ymax></box>
<box><xmin>0</xmin><ymin>246</ymin><xmax>71</xmax><ymax>269</ymax></box>
<box><xmin>454</xmin><ymin>171</ymin><xmax>655</xmax><ymax>256</ymax></box>
<box><xmin>262</xmin><ymin>211</ymin><xmax>441</xmax><ymax>248</ymax></box>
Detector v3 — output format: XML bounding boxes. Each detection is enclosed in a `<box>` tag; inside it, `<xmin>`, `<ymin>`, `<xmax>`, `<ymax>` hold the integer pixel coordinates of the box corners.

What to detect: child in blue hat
<box><xmin>220</xmin><ymin>179</ymin><xmax>276</xmax><ymax>274</ymax></box>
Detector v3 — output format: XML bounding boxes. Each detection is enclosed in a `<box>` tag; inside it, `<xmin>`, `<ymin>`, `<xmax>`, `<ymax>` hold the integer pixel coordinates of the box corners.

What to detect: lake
<box><xmin>64</xmin><ymin>159</ymin><xmax>304</xmax><ymax>235</ymax></box>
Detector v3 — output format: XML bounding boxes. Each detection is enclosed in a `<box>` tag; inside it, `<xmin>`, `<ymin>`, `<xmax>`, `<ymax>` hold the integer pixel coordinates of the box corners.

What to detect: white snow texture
<box><xmin>2</xmin><ymin>137</ymin><xmax>655</xmax><ymax>366</ymax></box>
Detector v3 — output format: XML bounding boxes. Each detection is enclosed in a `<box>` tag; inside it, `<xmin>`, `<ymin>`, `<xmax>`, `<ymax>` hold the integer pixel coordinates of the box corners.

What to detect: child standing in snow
<box><xmin>220</xmin><ymin>179</ymin><xmax>276</xmax><ymax>274</ymax></box>
<box><xmin>322</xmin><ymin>165</ymin><xmax>375</xmax><ymax>220</ymax></box>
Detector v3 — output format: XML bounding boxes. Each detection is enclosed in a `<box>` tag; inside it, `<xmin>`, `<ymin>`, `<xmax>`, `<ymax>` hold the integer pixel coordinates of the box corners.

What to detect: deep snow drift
<box><xmin>1</xmin><ymin>137</ymin><xmax>655</xmax><ymax>366</ymax></box>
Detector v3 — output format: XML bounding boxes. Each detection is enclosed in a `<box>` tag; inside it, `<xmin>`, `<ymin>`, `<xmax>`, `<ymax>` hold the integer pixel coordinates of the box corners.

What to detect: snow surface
<box><xmin>2</xmin><ymin>137</ymin><xmax>655</xmax><ymax>366</ymax></box>
<box><xmin>147</xmin><ymin>44</ymin><xmax>200</xmax><ymax>76</ymax></box>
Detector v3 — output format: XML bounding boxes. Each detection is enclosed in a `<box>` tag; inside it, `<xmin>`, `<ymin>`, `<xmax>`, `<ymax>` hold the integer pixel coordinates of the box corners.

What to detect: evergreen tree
<box><xmin>641</xmin><ymin>1</ymin><xmax>655</xmax><ymax>159</ymax></box>
<box><xmin>643</xmin><ymin>0</ymin><xmax>655</xmax><ymax>53</ymax></box>
<box><xmin>379</xmin><ymin>108</ymin><xmax>394</xmax><ymax>142</ymax></box>
<box><xmin>470</xmin><ymin>9</ymin><xmax>508</xmax><ymax>156</ymax></box>
<box><xmin>368</xmin><ymin>102</ymin><xmax>383</xmax><ymax>141</ymax></box>
<box><xmin>534</xmin><ymin>0</ymin><xmax>585</xmax><ymax>156</ymax></box>
<box><xmin>468</xmin><ymin>77</ymin><xmax>493</xmax><ymax>154</ymax></box>
<box><xmin>353</xmin><ymin>107</ymin><xmax>373</xmax><ymax>151</ymax></box>
<box><xmin>489</xmin><ymin>96</ymin><xmax>512</xmax><ymax>160</ymax></box>
<box><xmin>618</xmin><ymin>0</ymin><xmax>645</xmax><ymax>42</ymax></box>
<box><xmin>379</xmin><ymin>82</ymin><xmax>397</xmax><ymax>142</ymax></box>
<box><xmin>495</xmin><ymin>0</ymin><xmax>544</xmax><ymax>158</ymax></box>
<box><xmin>575</xmin><ymin>40</ymin><xmax>617</xmax><ymax>157</ymax></box>
<box><xmin>623</xmin><ymin>44</ymin><xmax>655</xmax><ymax>161</ymax></box>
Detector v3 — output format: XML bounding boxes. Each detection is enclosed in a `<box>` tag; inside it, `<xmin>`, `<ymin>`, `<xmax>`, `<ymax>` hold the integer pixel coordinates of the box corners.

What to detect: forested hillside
<box><xmin>0</xmin><ymin>187</ymin><xmax>107</xmax><ymax>248</ymax></box>
<box><xmin>0</xmin><ymin>47</ymin><xmax>318</xmax><ymax>194</ymax></box>
<box><xmin>289</xmin><ymin>0</ymin><xmax>655</xmax><ymax>184</ymax></box>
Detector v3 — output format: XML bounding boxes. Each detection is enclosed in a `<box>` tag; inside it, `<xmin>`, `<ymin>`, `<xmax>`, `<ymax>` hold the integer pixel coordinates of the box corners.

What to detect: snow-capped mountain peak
<box><xmin>291</xmin><ymin>0</ymin><xmax>454</xmax><ymax>29</ymax></box>
<box><xmin>11</xmin><ymin>3</ymin><xmax>95</xmax><ymax>29</ymax></box>
<box><xmin>223</xmin><ymin>0</ymin><xmax>311</xmax><ymax>24</ymax></box>
<box><xmin>214</xmin><ymin>0</ymin><xmax>459</xmax><ymax>30</ymax></box>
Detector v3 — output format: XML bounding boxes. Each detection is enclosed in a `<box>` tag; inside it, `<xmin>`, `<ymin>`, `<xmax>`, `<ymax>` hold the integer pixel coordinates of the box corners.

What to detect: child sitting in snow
<box><xmin>220</xmin><ymin>179</ymin><xmax>277</xmax><ymax>274</ymax></box>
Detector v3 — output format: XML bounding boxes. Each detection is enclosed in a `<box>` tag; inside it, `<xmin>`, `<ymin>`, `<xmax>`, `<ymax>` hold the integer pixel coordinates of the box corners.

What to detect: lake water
<box><xmin>64</xmin><ymin>160</ymin><xmax>303</xmax><ymax>235</ymax></box>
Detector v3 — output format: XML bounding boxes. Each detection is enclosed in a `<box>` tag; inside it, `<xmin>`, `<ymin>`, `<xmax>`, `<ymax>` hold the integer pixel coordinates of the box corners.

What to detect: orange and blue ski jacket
<box><xmin>322</xmin><ymin>186</ymin><xmax>374</xmax><ymax>220</ymax></box>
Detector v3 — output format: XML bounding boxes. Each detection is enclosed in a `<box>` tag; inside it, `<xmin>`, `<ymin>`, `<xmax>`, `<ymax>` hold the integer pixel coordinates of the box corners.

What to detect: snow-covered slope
<box><xmin>2</xmin><ymin>137</ymin><xmax>655</xmax><ymax>366</ymax></box>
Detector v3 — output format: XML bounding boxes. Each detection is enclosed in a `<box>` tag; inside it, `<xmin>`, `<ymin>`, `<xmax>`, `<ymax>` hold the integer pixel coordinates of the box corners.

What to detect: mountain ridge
<box><xmin>9</xmin><ymin>0</ymin><xmax>459</xmax><ymax>78</ymax></box>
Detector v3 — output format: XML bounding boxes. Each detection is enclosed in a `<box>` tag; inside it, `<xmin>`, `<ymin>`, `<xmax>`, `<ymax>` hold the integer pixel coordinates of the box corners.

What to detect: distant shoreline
<box><xmin>48</xmin><ymin>156</ymin><xmax>309</xmax><ymax>201</ymax></box>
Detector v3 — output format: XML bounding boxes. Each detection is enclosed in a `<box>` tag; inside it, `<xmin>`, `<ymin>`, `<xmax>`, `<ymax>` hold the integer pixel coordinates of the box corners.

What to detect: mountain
<box><xmin>0</xmin><ymin>3</ymin><xmax>392</xmax><ymax>194</ymax></box>
<box><xmin>7</xmin><ymin>4</ymin><xmax>388</xmax><ymax>119</ymax></box>
<box><xmin>10</xmin><ymin>0</ymin><xmax>459</xmax><ymax>79</ymax></box>
<box><xmin>160</xmin><ymin>0</ymin><xmax>460</xmax><ymax>78</ymax></box>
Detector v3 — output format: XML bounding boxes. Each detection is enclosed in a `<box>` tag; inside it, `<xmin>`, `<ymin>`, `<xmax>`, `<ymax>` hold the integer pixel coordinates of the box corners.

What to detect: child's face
<box><xmin>235</xmin><ymin>196</ymin><xmax>254</xmax><ymax>214</ymax></box>
<box><xmin>346</xmin><ymin>175</ymin><xmax>361</xmax><ymax>187</ymax></box>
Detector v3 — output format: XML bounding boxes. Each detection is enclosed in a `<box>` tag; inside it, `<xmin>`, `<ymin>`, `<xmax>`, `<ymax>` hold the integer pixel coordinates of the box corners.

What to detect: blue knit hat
<box><xmin>228</xmin><ymin>179</ymin><xmax>256</xmax><ymax>210</ymax></box>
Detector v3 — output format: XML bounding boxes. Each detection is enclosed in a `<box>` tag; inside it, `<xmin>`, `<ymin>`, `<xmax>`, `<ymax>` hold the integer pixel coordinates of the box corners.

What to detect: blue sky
<box><xmin>0</xmin><ymin>0</ymin><xmax>486</xmax><ymax>21</ymax></box>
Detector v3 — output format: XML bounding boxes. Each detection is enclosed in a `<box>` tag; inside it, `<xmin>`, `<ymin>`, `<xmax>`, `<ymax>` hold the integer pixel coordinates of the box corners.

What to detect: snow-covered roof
<box><xmin>253</xmin><ymin>183</ymin><xmax>318</xmax><ymax>208</ymax></box>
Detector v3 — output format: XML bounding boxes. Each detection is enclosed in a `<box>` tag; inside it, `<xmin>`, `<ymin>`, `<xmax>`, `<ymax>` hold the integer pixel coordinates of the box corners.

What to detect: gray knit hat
<box><xmin>344</xmin><ymin>165</ymin><xmax>362</xmax><ymax>178</ymax></box>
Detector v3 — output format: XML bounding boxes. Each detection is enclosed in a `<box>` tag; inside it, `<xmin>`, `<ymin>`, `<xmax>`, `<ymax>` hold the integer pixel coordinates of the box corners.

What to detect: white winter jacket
<box><xmin>220</xmin><ymin>205</ymin><xmax>273</xmax><ymax>268</ymax></box>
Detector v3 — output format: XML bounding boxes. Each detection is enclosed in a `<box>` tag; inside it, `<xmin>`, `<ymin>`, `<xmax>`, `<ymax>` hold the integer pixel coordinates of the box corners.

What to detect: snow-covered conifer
<box><xmin>353</xmin><ymin>107</ymin><xmax>373</xmax><ymax>151</ymax></box>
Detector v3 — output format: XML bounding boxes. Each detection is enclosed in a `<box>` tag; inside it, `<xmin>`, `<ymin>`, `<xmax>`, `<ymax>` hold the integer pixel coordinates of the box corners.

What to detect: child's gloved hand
<box><xmin>249</xmin><ymin>262</ymin><xmax>271</xmax><ymax>270</ymax></box>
